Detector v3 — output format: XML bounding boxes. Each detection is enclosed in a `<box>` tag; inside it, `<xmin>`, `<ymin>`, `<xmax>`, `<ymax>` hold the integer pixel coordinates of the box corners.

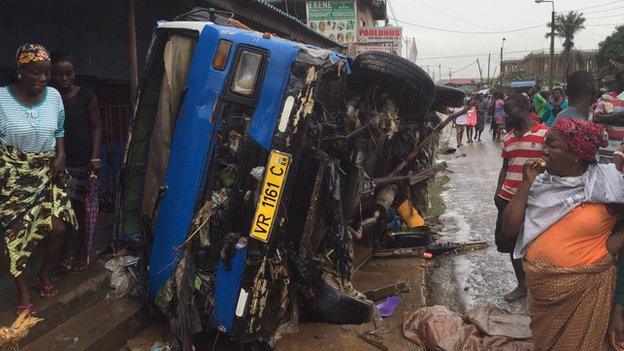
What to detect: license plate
<box><xmin>249</xmin><ymin>150</ymin><xmax>292</xmax><ymax>242</ymax></box>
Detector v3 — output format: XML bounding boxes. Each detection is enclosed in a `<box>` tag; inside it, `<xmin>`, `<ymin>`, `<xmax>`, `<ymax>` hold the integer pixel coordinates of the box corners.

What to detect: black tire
<box><xmin>350</xmin><ymin>51</ymin><xmax>435</xmax><ymax>112</ymax></box>
<box><xmin>310</xmin><ymin>282</ymin><xmax>374</xmax><ymax>324</ymax></box>
<box><xmin>432</xmin><ymin>85</ymin><xmax>465</xmax><ymax>108</ymax></box>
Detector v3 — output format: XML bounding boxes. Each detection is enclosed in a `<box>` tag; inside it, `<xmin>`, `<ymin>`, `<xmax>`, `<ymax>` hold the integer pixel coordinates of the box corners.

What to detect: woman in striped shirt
<box><xmin>0</xmin><ymin>44</ymin><xmax>76</xmax><ymax>316</ymax></box>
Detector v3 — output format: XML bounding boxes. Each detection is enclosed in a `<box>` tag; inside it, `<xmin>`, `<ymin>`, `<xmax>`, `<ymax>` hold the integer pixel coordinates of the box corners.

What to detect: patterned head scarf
<box><xmin>16</xmin><ymin>43</ymin><xmax>50</xmax><ymax>66</ymax></box>
<box><xmin>549</xmin><ymin>119</ymin><xmax>608</xmax><ymax>161</ymax></box>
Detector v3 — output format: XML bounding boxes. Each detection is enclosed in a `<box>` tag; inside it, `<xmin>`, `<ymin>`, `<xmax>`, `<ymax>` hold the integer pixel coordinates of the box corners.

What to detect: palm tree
<box><xmin>546</xmin><ymin>11</ymin><xmax>586</xmax><ymax>80</ymax></box>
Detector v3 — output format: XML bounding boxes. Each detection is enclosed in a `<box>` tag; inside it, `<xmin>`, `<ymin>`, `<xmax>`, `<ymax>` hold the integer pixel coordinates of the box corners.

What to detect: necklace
<box><xmin>23</xmin><ymin>106</ymin><xmax>39</xmax><ymax>129</ymax></box>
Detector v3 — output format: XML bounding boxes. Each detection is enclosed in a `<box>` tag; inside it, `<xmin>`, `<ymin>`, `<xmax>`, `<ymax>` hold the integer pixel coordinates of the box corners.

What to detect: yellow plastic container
<box><xmin>397</xmin><ymin>199</ymin><xmax>425</xmax><ymax>228</ymax></box>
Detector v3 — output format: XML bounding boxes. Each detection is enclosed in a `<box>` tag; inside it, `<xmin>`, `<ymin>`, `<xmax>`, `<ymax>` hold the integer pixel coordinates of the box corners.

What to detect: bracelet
<box><xmin>613</xmin><ymin>151</ymin><xmax>624</xmax><ymax>159</ymax></box>
<box><xmin>90</xmin><ymin>158</ymin><xmax>101</xmax><ymax>162</ymax></box>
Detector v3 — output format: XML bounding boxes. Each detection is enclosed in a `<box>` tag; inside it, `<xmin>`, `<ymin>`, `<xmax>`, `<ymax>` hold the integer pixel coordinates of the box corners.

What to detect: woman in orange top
<box><xmin>501</xmin><ymin>119</ymin><xmax>624</xmax><ymax>350</ymax></box>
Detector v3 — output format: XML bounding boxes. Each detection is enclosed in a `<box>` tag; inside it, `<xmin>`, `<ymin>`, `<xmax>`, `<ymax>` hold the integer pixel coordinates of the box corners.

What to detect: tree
<box><xmin>546</xmin><ymin>11</ymin><xmax>586</xmax><ymax>80</ymax></box>
<box><xmin>596</xmin><ymin>25</ymin><xmax>624</xmax><ymax>75</ymax></box>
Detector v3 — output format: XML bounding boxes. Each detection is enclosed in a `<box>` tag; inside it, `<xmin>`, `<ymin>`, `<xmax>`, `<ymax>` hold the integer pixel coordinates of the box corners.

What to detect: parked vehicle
<box><xmin>114</xmin><ymin>8</ymin><xmax>462</xmax><ymax>347</ymax></box>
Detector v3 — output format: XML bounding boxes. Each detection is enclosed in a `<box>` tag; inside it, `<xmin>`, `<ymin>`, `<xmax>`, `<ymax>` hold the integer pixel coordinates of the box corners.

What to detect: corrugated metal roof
<box><xmin>250</xmin><ymin>0</ymin><xmax>345</xmax><ymax>48</ymax></box>
<box><xmin>510</xmin><ymin>80</ymin><xmax>537</xmax><ymax>88</ymax></box>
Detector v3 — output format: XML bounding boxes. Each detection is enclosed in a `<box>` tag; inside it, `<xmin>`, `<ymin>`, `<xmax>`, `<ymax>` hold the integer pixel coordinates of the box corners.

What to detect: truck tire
<box><xmin>432</xmin><ymin>85</ymin><xmax>465</xmax><ymax>108</ymax></box>
<box><xmin>350</xmin><ymin>51</ymin><xmax>435</xmax><ymax>112</ymax></box>
<box><xmin>310</xmin><ymin>282</ymin><xmax>374</xmax><ymax>324</ymax></box>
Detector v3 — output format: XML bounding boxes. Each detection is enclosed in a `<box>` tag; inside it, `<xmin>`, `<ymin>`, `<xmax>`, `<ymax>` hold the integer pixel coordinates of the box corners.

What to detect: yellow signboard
<box><xmin>249</xmin><ymin>150</ymin><xmax>292</xmax><ymax>242</ymax></box>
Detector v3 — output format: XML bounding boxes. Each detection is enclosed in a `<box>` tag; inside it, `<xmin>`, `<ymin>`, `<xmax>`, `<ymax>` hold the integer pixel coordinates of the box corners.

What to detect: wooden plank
<box><xmin>362</xmin><ymin>281</ymin><xmax>412</xmax><ymax>302</ymax></box>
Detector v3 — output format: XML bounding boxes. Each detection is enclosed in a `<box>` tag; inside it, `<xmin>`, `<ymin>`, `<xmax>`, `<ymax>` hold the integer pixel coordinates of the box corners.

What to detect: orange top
<box><xmin>526</xmin><ymin>203</ymin><xmax>616</xmax><ymax>267</ymax></box>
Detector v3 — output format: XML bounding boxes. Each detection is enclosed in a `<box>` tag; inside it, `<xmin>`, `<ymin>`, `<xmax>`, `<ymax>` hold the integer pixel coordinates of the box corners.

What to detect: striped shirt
<box><xmin>498</xmin><ymin>123</ymin><xmax>548</xmax><ymax>201</ymax></box>
<box><xmin>594</xmin><ymin>94</ymin><xmax>624</xmax><ymax>161</ymax></box>
<box><xmin>0</xmin><ymin>86</ymin><xmax>65</xmax><ymax>153</ymax></box>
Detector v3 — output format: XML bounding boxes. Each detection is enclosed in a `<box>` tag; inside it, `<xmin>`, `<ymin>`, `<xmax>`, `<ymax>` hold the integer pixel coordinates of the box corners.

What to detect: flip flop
<box><xmin>16</xmin><ymin>303</ymin><xmax>37</xmax><ymax>317</ymax></box>
<box><xmin>38</xmin><ymin>283</ymin><xmax>58</xmax><ymax>298</ymax></box>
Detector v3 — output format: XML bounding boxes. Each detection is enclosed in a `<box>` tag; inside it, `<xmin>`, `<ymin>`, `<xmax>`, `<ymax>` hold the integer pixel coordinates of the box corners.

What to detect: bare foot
<box><xmin>504</xmin><ymin>286</ymin><xmax>527</xmax><ymax>302</ymax></box>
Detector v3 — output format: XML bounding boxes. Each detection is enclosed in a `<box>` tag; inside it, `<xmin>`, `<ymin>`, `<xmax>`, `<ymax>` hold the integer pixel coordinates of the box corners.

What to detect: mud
<box><xmin>275</xmin><ymin>256</ymin><xmax>429</xmax><ymax>351</ymax></box>
<box><xmin>427</xmin><ymin>126</ymin><xmax>527</xmax><ymax>314</ymax></box>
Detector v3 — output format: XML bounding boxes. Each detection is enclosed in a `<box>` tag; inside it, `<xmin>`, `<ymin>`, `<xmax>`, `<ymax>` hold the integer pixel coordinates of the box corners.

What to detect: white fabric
<box><xmin>454</xmin><ymin>107</ymin><xmax>467</xmax><ymax>125</ymax></box>
<box><xmin>514</xmin><ymin>163</ymin><xmax>624</xmax><ymax>258</ymax></box>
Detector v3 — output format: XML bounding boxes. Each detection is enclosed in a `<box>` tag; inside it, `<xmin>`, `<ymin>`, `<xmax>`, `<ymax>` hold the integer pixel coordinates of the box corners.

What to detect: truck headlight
<box><xmin>230</xmin><ymin>50</ymin><xmax>263</xmax><ymax>97</ymax></box>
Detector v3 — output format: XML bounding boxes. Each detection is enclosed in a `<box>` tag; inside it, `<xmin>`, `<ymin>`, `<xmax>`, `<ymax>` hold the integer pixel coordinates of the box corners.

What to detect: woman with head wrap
<box><xmin>501</xmin><ymin>118</ymin><xmax>624</xmax><ymax>350</ymax></box>
<box><xmin>0</xmin><ymin>44</ymin><xmax>77</xmax><ymax>316</ymax></box>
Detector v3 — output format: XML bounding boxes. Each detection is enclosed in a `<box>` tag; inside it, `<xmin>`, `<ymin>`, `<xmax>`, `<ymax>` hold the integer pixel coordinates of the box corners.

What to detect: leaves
<box><xmin>545</xmin><ymin>11</ymin><xmax>586</xmax><ymax>51</ymax></box>
<box><xmin>596</xmin><ymin>25</ymin><xmax>624</xmax><ymax>74</ymax></box>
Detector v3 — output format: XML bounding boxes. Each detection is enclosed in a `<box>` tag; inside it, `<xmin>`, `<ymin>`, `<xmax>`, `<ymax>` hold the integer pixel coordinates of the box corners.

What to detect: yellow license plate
<box><xmin>249</xmin><ymin>150</ymin><xmax>292</xmax><ymax>242</ymax></box>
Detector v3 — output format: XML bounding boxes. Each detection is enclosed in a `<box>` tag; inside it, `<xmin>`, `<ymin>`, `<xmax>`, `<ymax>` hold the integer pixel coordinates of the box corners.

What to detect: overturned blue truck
<box><xmin>114</xmin><ymin>8</ymin><xmax>464</xmax><ymax>349</ymax></box>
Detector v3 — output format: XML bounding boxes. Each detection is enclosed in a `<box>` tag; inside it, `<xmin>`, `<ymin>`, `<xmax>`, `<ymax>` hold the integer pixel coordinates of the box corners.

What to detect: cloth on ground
<box><xmin>524</xmin><ymin>255</ymin><xmax>615</xmax><ymax>350</ymax></box>
<box><xmin>403</xmin><ymin>304</ymin><xmax>533</xmax><ymax>351</ymax></box>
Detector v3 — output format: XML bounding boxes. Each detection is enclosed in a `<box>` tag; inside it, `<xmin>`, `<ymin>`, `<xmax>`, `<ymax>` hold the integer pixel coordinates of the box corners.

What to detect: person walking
<box><xmin>501</xmin><ymin>118</ymin><xmax>624</xmax><ymax>350</ymax></box>
<box><xmin>494</xmin><ymin>94</ymin><xmax>548</xmax><ymax>303</ymax></box>
<box><xmin>493</xmin><ymin>93</ymin><xmax>505</xmax><ymax>141</ymax></box>
<box><xmin>50</xmin><ymin>51</ymin><xmax>101</xmax><ymax>271</ymax></box>
<box><xmin>0</xmin><ymin>44</ymin><xmax>77</xmax><ymax>316</ymax></box>
<box><xmin>453</xmin><ymin>105</ymin><xmax>468</xmax><ymax>147</ymax></box>
<box><xmin>475</xmin><ymin>94</ymin><xmax>487</xmax><ymax>141</ymax></box>
<box><xmin>465</xmin><ymin>101</ymin><xmax>477</xmax><ymax>142</ymax></box>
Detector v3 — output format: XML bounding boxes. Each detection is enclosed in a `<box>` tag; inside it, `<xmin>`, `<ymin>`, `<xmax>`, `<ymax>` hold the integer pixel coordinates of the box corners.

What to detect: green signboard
<box><xmin>306</xmin><ymin>0</ymin><xmax>357</xmax><ymax>44</ymax></box>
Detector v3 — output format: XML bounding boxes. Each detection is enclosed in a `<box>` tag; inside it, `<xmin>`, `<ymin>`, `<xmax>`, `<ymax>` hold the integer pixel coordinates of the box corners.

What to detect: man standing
<box><xmin>529</xmin><ymin>84</ymin><xmax>548</xmax><ymax>121</ymax></box>
<box><xmin>494</xmin><ymin>94</ymin><xmax>548</xmax><ymax>302</ymax></box>
<box><xmin>554</xmin><ymin>71</ymin><xmax>596</xmax><ymax>122</ymax></box>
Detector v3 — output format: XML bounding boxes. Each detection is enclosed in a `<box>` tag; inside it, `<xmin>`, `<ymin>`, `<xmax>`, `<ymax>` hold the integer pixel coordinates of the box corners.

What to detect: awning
<box><xmin>510</xmin><ymin>80</ymin><xmax>537</xmax><ymax>88</ymax></box>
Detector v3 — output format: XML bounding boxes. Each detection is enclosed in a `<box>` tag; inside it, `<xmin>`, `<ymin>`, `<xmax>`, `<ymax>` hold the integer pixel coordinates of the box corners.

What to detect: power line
<box><xmin>582</xmin><ymin>6</ymin><xmax>624</xmax><ymax>15</ymax></box>
<box><xmin>387</xmin><ymin>0</ymin><xmax>400</xmax><ymax>27</ymax></box>
<box><xmin>571</xmin><ymin>0</ymin><xmax>622</xmax><ymax>12</ymax></box>
<box><xmin>406</xmin><ymin>0</ymin><xmax>501</xmax><ymax>32</ymax></box>
<box><xmin>587</xmin><ymin>23</ymin><xmax>623</xmax><ymax>27</ymax></box>
<box><xmin>415</xmin><ymin>48</ymin><xmax>549</xmax><ymax>61</ymax></box>
<box><xmin>390</xmin><ymin>17</ymin><xmax>545</xmax><ymax>34</ymax></box>
<box><xmin>452</xmin><ymin>60</ymin><xmax>477</xmax><ymax>75</ymax></box>
<box><xmin>585</xmin><ymin>13</ymin><xmax>624</xmax><ymax>20</ymax></box>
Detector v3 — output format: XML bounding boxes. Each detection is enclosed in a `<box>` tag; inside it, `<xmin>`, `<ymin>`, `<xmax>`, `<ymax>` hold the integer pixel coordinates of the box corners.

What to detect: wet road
<box><xmin>428</xmin><ymin>125</ymin><xmax>528</xmax><ymax>314</ymax></box>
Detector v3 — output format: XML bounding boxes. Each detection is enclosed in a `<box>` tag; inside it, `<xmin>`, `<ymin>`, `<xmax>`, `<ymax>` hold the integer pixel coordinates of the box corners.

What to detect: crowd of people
<box><xmin>485</xmin><ymin>70</ymin><xmax>624</xmax><ymax>349</ymax></box>
<box><xmin>0</xmin><ymin>43</ymin><xmax>101</xmax><ymax>317</ymax></box>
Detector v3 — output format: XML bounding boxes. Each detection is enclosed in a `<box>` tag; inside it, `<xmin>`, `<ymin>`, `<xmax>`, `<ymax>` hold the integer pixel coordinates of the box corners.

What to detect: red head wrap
<box><xmin>549</xmin><ymin>119</ymin><xmax>608</xmax><ymax>161</ymax></box>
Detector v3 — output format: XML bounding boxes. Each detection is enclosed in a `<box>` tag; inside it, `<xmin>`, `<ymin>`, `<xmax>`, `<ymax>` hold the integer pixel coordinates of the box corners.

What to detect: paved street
<box><xmin>428</xmin><ymin>126</ymin><xmax>528</xmax><ymax>314</ymax></box>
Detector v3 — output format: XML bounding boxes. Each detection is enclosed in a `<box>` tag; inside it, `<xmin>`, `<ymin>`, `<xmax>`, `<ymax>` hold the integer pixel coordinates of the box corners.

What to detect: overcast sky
<box><xmin>388</xmin><ymin>0</ymin><xmax>623</xmax><ymax>81</ymax></box>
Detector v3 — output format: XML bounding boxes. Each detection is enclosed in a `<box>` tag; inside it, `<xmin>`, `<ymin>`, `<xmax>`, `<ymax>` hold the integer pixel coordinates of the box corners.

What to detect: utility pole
<box><xmin>487</xmin><ymin>53</ymin><xmax>491</xmax><ymax>86</ymax></box>
<box><xmin>536</xmin><ymin>0</ymin><xmax>556</xmax><ymax>90</ymax></box>
<box><xmin>499</xmin><ymin>38</ymin><xmax>506</xmax><ymax>88</ymax></box>
<box><xmin>549</xmin><ymin>5</ymin><xmax>555</xmax><ymax>88</ymax></box>
<box><xmin>438</xmin><ymin>64</ymin><xmax>442</xmax><ymax>84</ymax></box>
<box><xmin>477</xmin><ymin>58</ymin><xmax>484</xmax><ymax>84</ymax></box>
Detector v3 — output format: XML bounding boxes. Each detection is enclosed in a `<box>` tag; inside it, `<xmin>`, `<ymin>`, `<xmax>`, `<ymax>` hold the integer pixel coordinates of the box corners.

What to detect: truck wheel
<box><xmin>310</xmin><ymin>282</ymin><xmax>374</xmax><ymax>324</ymax></box>
<box><xmin>350</xmin><ymin>51</ymin><xmax>435</xmax><ymax>112</ymax></box>
<box><xmin>432</xmin><ymin>85</ymin><xmax>465</xmax><ymax>108</ymax></box>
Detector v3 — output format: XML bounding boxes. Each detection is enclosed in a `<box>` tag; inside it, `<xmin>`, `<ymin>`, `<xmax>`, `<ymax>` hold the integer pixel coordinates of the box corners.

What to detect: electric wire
<box><xmin>582</xmin><ymin>6</ymin><xmax>624</xmax><ymax>15</ymax></box>
<box><xmin>390</xmin><ymin>17</ymin><xmax>546</xmax><ymax>34</ymax></box>
<box><xmin>406</xmin><ymin>0</ymin><xmax>501</xmax><ymax>32</ymax></box>
<box><xmin>570</xmin><ymin>0</ymin><xmax>622</xmax><ymax>12</ymax></box>
<box><xmin>585</xmin><ymin>13</ymin><xmax>624</xmax><ymax>20</ymax></box>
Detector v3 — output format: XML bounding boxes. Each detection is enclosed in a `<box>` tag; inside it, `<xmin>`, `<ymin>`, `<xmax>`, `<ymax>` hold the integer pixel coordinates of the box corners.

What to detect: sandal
<box><xmin>16</xmin><ymin>303</ymin><xmax>37</xmax><ymax>317</ymax></box>
<box><xmin>38</xmin><ymin>283</ymin><xmax>58</xmax><ymax>298</ymax></box>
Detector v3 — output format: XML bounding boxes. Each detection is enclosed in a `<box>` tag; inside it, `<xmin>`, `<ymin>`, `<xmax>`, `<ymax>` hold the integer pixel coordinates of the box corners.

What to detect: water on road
<box><xmin>428</xmin><ymin>125</ymin><xmax>528</xmax><ymax>314</ymax></box>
